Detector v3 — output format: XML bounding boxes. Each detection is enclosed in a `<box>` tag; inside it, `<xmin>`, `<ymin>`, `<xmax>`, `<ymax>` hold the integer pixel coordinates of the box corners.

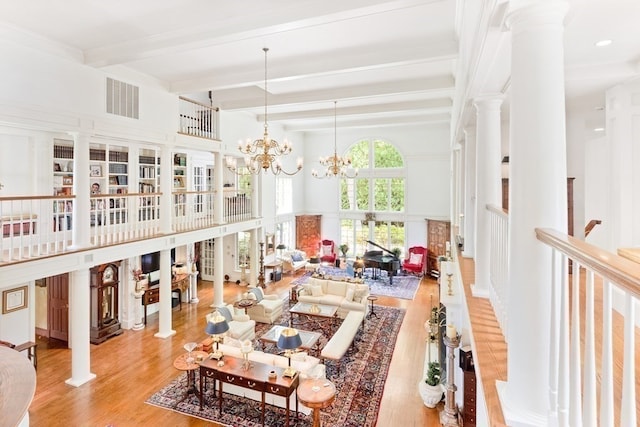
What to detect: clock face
<box><xmin>103</xmin><ymin>265</ymin><xmax>115</xmax><ymax>283</ymax></box>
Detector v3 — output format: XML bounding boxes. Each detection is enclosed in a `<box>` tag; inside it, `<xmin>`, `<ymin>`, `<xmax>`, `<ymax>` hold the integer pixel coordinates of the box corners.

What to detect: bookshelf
<box><xmin>173</xmin><ymin>152</ymin><xmax>187</xmax><ymax>216</ymax></box>
<box><xmin>139</xmin><ymin>151</ymin><xmax>160</xmax><ymax>221</ymax></box>
<box><xmin>53</xmin><ymin>140</ymin><xmax>74</xmax><ymax>231</ymax></box>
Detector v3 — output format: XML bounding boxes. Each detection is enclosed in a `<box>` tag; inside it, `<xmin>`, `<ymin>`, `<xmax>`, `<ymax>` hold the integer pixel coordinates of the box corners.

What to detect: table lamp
<box><xmin>276</xmin><ymin>243</ymin><xmax>286</xmax><ymax>259</ymax></box>
<box><xmin>205</xmin><ymin>311</ymin><xmax>229</xmax><ymax>360</ymax></box>
<box><xmin>277</xmin><ymin>327</ymin><xmax>302</xmax><ymax>378</ymax></box>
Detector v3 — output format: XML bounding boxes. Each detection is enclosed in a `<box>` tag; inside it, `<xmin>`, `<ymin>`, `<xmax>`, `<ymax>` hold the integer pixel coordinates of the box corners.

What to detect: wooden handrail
<box><xmin>584</xmin><ymin>219</ymin><xmax>602</xmax><ymax>237</ymax></box>
<box><xmin>178</xmin><ymin>96</ymin><xmax>219</xmax><ymax>111</ymax></box>
<box><xmin>535</xmin><ymin>227</ymin><xmax>640</xmax><ymax>298</ymax></box>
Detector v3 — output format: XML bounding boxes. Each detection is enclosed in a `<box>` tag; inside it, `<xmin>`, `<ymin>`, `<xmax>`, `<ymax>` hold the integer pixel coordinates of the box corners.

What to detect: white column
<box><xmin>499</xmin><ymin>3</ymin><xmax>569</xmax><ymax>426</ymax></box>
<box><xmin>159</xmin><ymin>146</ymin><xmax>173</xmax><ymax>234</ymax></box>
<box><xmin>249</xmin><ymin>228</ymin><xmax>259</xmax><ymax>286</ymax></box>
<box><xmin>65</xmin><ymin>269</ymin><xmax>96</xmax><ymax>387</ymax></box>
<box><xmin>70</xmin><ymin>132</ymin><xmax>91</xmax><ymax>249</ymax></box>
<box><xmin>472</xmin><ymin>96</ymin><xmax>503</xmax><ymax>297</ymax></box>
<box><xmin>212</xmin><ymin>235</ymin><xmax>224</xmax><ymax>307</ymax></box>
<box><xmin>154</xmin><ymin>249</ymin><xmax>176</xmax><ymax>338</ymax></box>
<box><xmin>214</xmin><ymin>153</ymin><xmax>224</xmax><ymax>223</ymax></box>
<box><xmin>458</xmin><ymin>141</ymin><xmax>466</xmax><ymax>239</ymax></box>
<box><xmin>251</xmin><ymin>174</ymin><xmax>260</xmax><ymax>218</ymax></box>
<box><xmin>462</xmin><ymin>126</ymin><xmax>476</xmax><ymax>258</ymax></box>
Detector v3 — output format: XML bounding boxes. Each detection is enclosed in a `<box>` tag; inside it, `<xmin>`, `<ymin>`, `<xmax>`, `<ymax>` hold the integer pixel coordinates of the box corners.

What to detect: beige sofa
<box><xmin>280</xmin><ymin>249</ymin><xmax>308</xmax><ymax>273</ymax></box>
<box><xmin>297</xmin><ymin>276</ymin><xmax>370</xmax><ymax>319</ymax></box>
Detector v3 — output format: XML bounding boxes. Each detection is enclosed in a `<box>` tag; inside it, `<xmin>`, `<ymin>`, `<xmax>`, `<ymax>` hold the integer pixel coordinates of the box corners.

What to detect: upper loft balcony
<box><xmin>178</xmin><ymin>97</ymin><xmax>220</xmax><ymax>141</ymax></box>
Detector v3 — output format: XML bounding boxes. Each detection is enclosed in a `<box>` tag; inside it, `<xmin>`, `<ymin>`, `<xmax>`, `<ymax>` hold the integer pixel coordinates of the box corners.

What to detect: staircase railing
<box><xmin>178</xmin><ymin>96</ymin><xmax>219</xmax><ymax>140</ymax></box>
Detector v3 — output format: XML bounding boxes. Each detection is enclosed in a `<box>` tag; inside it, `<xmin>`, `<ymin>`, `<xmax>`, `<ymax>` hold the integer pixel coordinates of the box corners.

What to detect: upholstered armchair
<box><xmin>245</xmin><ymin>287</ymin><xmax>284</xmax><ymax>324</ymax></box>
<box><xmin>319</xmin><ymin>239</ymin><xmax>337</xmax><ymax>264</ymax></box>
<box><xmin>402</xmin><ymin>246</ymin><xmax>427</xmax><ymax>276</ymax></box>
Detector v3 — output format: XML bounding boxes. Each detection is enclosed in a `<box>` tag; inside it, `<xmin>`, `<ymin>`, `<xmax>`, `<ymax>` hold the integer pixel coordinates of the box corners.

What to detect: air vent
<box><xmin>106</xmin><ymin>78</ymin><xmax>139</xmax><ymax>119</ymax></box>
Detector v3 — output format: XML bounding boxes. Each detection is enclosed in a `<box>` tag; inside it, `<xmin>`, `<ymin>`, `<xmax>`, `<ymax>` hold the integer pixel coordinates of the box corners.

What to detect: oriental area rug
<box><xmin>292</xmin><ymin>267</ymin><xmax>421</xmax><ymax>300</ymax></box>
<box><xmin>146</xmin><ymin>305</ymin><xmax>405</xmax><ymax>427</ymax></box>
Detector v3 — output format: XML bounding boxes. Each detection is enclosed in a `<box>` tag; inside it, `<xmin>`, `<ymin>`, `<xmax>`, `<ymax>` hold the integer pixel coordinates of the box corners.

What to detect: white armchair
<box><xmin>245</xmin><ymin>287</ymin><xmax>284</xmax><ymax>324</ymax></box>
<box><xmin>205</xmin><ymin>304</ymin><xmax>256</xmax><ymax>341</ymax></box>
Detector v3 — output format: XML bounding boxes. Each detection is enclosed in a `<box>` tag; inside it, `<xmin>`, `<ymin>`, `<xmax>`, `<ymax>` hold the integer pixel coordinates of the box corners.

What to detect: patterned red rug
<box><xmin>145</xmin><ymin>305</ymin><xmax>405</xmax><ymax>427</ymax></box>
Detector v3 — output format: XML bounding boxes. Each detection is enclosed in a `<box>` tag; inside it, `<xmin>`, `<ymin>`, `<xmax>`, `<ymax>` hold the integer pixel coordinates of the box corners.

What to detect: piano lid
<box><xmin>365</xmin><ymin>240</ymin><xmax>399</xmax><ymax>259</ymax></box>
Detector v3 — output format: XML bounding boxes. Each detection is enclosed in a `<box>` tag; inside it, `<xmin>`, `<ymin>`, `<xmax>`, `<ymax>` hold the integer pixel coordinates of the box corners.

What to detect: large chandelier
<box><xmin>312</xmin><ymin>101</ymin><xmax>358</xmax><ymax>179</ymax></box>
<box><xmin>226</xmin><ymin>48</ymin><xmax>302</xmax><ymax>176</ymax></box>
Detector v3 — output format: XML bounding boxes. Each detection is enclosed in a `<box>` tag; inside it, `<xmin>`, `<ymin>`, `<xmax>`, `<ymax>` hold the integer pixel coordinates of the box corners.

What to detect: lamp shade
<box><xmin>276</xmin><ymin>244</ymin><xmax>287</xmax><ymax>250</ymax></box>
<box><xmin>205</xmin><ymin>312</ymin><xmax>229</xmax><ymax>335</ymax></box>
<box><xmin>277</xmin><ymin>328</ymin><xmax>302</xmax><ymax>350</ymax></box>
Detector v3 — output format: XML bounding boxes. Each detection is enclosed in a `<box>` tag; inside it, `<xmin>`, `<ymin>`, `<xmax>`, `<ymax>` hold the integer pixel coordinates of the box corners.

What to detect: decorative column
<box><xmin>214</xmin><ymin>153</ymin><xmax>224</xmax><ymax>224</ymax></box>
<box><xmin>462</xmin><ymin>126</ymin><xmax>476</xmax><ymax>258</ymax></box>
<box><xmin>473</xmin><ymin>95</ymin><xmax>503</xmax><ymax>298</ymax></box>
<box><xmin>189</xmin><ymin>269</ymin><xmax>200</xmax><ymax>304</ymax></box>
<box><xmin>212</xmin><ymin>235</ymin><xmax>224</xmax><ymax>308</ymax></box>
<box><xmin>159</xmin><ymin>146</ymin><xmax>173</xmax><ymax>234</ymax></box>
<box><xmin>131</xmin><ymin>288</ymin><xmax>145</xmax><ymax>331</ymax></box>
<box><xmin>65</xmin><ymin>268</ymin><xmax>96</xmax><ymax>387</ymax></box>
<box><xmin>155</xmin><ymin>248</ymin><xmax>176</xmax><ymax>339</ymax></box>
<box><xmin>440</xmin><ymin>332</ymin><xmax>461</xmax><ymax>427</ymax></box>
<box><xmin>70</xmin><ymin>132</ymin><xmax>90</xmax><ymax>249</ymax></box>
<box><xmin>500</xmin><ymin>2</ymin><xmax>569</xmax><ymax>425</ymax></box>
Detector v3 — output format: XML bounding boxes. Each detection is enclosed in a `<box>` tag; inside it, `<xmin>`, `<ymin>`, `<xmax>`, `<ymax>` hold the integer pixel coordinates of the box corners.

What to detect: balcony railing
<box><xmin>0</xmin><ymin>190</ymin><xmax>252</xmax><ymax>264</ymax></box>
<box><xmin>485</xmin><ymin>204</ymin><xmax>639</xmax><ymax>425</ymax></box>
<box><xmin>178</xmin><ymin>96</ymin><xmax>219</xmax><ymax>140</ymax></box>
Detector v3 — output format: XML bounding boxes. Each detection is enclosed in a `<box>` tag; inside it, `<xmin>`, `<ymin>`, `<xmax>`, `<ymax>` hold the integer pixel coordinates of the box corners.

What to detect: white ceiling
<box><xmin>2</xmin><ymin>0</ymin><xmax>640</xmax><ymax>134</ymax></box>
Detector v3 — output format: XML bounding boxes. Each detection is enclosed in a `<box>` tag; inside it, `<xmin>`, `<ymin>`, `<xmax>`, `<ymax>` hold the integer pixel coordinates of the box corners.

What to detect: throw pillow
<box><xmin>223</xmin><ymin>336</ymin><xmax>242</xmax><ymax>347</ymax></box>
<box><xmin>291</xmin><ymin>252</ymin><xmax>303</xmax><ymax>262</ymax></box>
<box><xmin>311</xmin><ymin>285</ymin><xmax>323</xmax><ymax>297</ymax></box>
<box><xmin>409</xmin><ymin>252</ymin><xmax>423</xmax><ymax>265</ymax></box>
<box><xmin>322</xmin><ymin>245</ymin><xmax>332</xmax><ymax>255</ymax></box>
<box><xmin>345</xmin><ymin>288</ymin><xmax>355</xmax><ymax>302</ymax></box>
<box><xmin>291</xmin><ymin>351</ymin><xmax>308</xmax><ymax>361</ymax></box>
<box><xmin>217</xmin><ymin>306</ymin><xmax>233</xmax><ymax>322</ymax></box>
<box><xmin>249</xmin><ymin>287</ymin><xmax>264</xmax><ymax>302</ymax></box>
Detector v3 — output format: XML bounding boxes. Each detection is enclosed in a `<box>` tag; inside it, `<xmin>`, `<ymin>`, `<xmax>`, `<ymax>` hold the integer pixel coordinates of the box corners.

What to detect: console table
<box><xmin>199</xmin><ymin>355</ymin><xmax>299</xmax><ymax>427</ymax></box>
<box><xmin>141</xmin><ymin>274</ymin><xmax>189</xmax><ymax>324</ymax></box>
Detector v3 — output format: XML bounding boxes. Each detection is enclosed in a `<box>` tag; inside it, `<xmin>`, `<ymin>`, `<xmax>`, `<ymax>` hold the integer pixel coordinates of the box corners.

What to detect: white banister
<box><xmin>582</xmin><ymin>270</ymin><xmax>597</xmax><ymax>427</ymax></box>
<box><xmin>600</xmin><ymin>279</ymin><xmax>614</xmax><ymax>427</ymax></box>
<box><xmin>569</xmin><ymin>261</ymin><xmax>583</xmax><ymax>427</ymax></box>
<box><xmin>487</xmin><ymin>204</ymin><xmax>509</xmax><ymax>336</ymax></box>
<box><xmin>620</xmin><ymin>292</ymin><xmax>636</xmax><ymax>427</ymax></box>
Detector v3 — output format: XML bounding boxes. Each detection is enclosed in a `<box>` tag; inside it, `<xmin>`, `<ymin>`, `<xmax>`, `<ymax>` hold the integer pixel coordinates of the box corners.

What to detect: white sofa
<box><xmin>297</xmin><ymin>276</ymin><xmax>370</xmax><ymax>319</ymax></box>
<box><xmin>214</xmin><ymin>338</ymin><xmax>326</xmax><ymax>415</ymax></box>
<box><xmin>244</xmin><ymin>287</ymin><xmax>284</xmax><ymax>324</ymax></box>
<box><xmin>280</xmin><ymin>249</ymin><xmax>308</xmax><ymax>273</ymax></box>
<box><xmin>205</xmin><ymin>304</ymin><xmax>256</xmax><ymax>341</ymax></box>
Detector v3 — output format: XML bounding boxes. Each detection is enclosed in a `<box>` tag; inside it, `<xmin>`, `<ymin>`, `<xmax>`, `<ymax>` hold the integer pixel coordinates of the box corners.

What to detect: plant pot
<box><xmin>418</xmin><ymin>380</ymin><xmax>443</xmax><ymax>408</ymax></box>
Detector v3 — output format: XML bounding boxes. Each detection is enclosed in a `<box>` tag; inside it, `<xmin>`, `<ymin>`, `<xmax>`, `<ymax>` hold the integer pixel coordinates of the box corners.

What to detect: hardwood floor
<box><xmin>28</xmin><ymin>273</ymin><xmax>444</xmax><ymax>426</ymax></box>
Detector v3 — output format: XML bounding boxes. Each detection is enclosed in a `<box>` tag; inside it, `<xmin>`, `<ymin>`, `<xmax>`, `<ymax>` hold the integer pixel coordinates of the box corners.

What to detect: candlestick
<box><xmin>446</xmin><ymin>323</ymin><xmax>456</xmax><ymax>339</ymax></box>
<box><xmin>440</xmin><ymin>333</ymin><xmax>461</xmax><ymax>426</ymax></box>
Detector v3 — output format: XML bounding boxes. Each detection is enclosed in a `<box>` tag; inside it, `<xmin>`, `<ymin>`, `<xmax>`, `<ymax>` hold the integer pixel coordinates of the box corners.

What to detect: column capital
<box><xmin>463</xmin><ymin>125</ymin><xmax>476</xmax><ymax>139</ymax></box>
<box><xmin>473</xmin><ymin>95</ymin><xmax>504</xmax><ymax>111</ymax></box>
<box><xmin>506</xmin><ymin>1</ymin><xmax>569</xmax><ymax>34</ymax></box>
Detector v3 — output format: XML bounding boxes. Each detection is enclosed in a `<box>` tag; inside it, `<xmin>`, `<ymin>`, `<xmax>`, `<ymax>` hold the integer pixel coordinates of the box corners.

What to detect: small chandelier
<box><xmin>312</xmin><ymin>101</ymin><xmax>358</xmax><ymax>179</ymax></box>
<box><xmin>226</xmin><ymin>47</ymin><xmax>302</xmax><ymax>176</ymax></box>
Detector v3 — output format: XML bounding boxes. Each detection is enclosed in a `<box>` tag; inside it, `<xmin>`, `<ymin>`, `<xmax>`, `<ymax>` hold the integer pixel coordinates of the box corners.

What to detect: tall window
<box><xmin>276</xmin><ymin>221</ymin><xmax>293</xmax><ymax>253</ymax></box>
<box><xmin>340</xmin><ymin>139</ymin><xmax>405</xmax><ymax>255</ymax></box>
<box><xmin>276</xmin><ymin>177</ymin><xmax>292</xmax><ymax>214</ymax></box>
<box><xmin>193</xmin><ymin>165</ymin><xmax>204</xmax><ymax>213</ymax></box>
<box><xmin>237</xmin><ymin>231</ymin><xmax>250</xmax><ymax>268</ymax></box>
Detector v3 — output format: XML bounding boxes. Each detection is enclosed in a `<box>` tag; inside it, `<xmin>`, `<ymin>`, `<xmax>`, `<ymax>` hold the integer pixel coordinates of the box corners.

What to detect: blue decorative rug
<box><xmin>145</xmin><ymin>305</ymin><xmax>406</xmax><ymax>427</ymax></box>
<box><xmin>292</xmin><ymin>266</ymin><xmax>421</xmax><ymax>300</ymax></box>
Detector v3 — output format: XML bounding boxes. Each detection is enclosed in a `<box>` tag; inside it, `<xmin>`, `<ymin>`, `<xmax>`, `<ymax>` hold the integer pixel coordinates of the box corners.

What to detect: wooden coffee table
<box><xmin>289</xmin><ymin>302</ymin><xmax>338</xmax><ymax>332</ymax></box>
<box><xmin>259</xmin><ymin>325</ymin><xmax>322</xmax><ymax>356</ymax></box>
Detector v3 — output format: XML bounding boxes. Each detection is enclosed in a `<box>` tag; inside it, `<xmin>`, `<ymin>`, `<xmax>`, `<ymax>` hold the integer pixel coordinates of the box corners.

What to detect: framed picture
<box><xmin>90</xmin><ymin>165</ymin><xmax>102</xmax><ymax>177</ymax></box>
<box><xmin>54</xmin><ymin>162</ymin><xmax>62</xmax><ymax>172</ymax></box>
<box><xmin>62</xmin><ymin>176</ymin><xmax>73</xmax><ymax>185</ymax></box>
<box><xmin>109</xmin><ymin>176</ymin><xmax>118</xmax><ymax>185</ymax></box>
<box><xmin>2</xmin><ymin>286</ymin><xmax>28</xmax><ymax>314</ymax></box>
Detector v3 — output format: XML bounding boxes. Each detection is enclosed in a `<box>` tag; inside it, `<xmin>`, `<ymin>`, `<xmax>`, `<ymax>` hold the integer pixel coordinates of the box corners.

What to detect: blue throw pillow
<box><xmin>217</xmin><ymin>306</ymin><xmax>233</xmax><ymax>322</ymax></box>
<box><xmin>291</xmin><ymin>253</ymin><xmax>303</xmax><ymax>262</ymax></box>
<box><xmin>249</xmin><ymin>288</ymin><xmax>263</xmax><ymax>302</ymax></box>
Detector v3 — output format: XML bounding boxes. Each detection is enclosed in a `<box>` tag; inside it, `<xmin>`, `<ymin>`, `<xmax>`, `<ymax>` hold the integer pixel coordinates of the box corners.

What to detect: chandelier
<box><xmin>226</xmin><ymin>48</ymin><xmax>302</xmax><ymax>176</ymax></box>
<box><xmin>312</xmin><ymin>101</ymin><xmax>357</xmax><ymax>179</ymax></box>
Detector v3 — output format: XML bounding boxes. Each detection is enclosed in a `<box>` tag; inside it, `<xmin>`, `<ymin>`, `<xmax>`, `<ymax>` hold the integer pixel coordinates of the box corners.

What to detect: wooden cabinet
<box><xmin>90</xmin><ymin>262</ymin><xmax>123</xmax><ymax>344</ymax></box>
<box><xmin>426</xmin><ymin>218</ymin><xmax>451</xmax><ymax>278</ymax></box>
<box><xmin>460</xmin><ymin>347</ymin><xmax>476</xmax><ymax>427</ymax></box>
<box><xmin>296</xmin><ymin>215</ymin><xmax>322</xmax><ymax>257</ymax></box>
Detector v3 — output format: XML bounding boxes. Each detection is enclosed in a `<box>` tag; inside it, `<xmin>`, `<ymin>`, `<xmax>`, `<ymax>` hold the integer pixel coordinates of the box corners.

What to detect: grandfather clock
<box><xmin>90</xmin><ymin>262</ymin><xmax>123</xmax><ymax>344</ymax></box>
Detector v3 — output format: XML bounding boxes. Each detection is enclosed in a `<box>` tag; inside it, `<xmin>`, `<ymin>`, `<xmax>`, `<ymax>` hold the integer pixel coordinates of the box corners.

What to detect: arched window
<box><xmin>339</xmin><ymin>139</ymin><xmax>405</xmax><ymax>257</ymax></box>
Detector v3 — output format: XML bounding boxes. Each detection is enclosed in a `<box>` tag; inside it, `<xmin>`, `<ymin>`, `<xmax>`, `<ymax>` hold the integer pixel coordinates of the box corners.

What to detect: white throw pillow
<box><xmin>311</xmin><ymin>285</ymin><xmax>323</xmax><ymax>297</ymax></box>
<box><xmin>345</xmin><ymin>288</ymin><xmax>355</xmax><ymax>302</ymax></box>
<box><xmin>409</xmin><ymin>252</ymin><xmax>423</xmax><ymax>265</ymax></box>
<box><xmin>322</xmin><ymin>245</ymin><xmax>332</xmax><ymax>255</ymax></box>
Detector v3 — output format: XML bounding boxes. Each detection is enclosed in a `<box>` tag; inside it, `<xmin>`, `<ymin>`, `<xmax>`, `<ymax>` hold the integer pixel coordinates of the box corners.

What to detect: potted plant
<box><xmin>391</xmin><ymin>247</ymin><xmax>402</xmax><ymax>258</ymax></box>
<box><xmin>339</xmin><ymin>244</ymin><xmax>349</xmax><ymax>258</ymax></box>
<box><xmin>418</xmin><ymin>361</ymin><xmax>444</xmax><ymax>408</ymax></box>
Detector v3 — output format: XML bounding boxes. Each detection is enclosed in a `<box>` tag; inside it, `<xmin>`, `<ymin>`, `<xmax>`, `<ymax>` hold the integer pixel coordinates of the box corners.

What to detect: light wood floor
<box><xmin>28</xmin><ymin>272</ymin><xmax>445</xmax><ymax>426</ymax></box>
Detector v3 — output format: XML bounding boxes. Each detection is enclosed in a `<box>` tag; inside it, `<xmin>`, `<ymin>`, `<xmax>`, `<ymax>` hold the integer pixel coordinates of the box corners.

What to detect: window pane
<box><xmin>349</xmin><ymin>140</ymin><xmax>369</xmax><ymax>169</ymax></box>
<box><xmin>355</xmin><ymin>220</ymin><xmax>369</xmax><ymax>255</ymax></box>
<box><xmin>355</xmin><ymin>178</ymin><xmax>369</xmax><ymax>210</ymax></box>
<box><xmin>373</xmin><ymin>140</ymin><xmax>403</xmax><ymax>168</ymax></box>
<box><xmin>390</xmin><ymin>221</ymin><xmax>405</xmax><ymax>258</ymax></box>
<box><xmin>374</xmin><ymin>178</ymin><xmax>388</xmax><ymax>211</ymax></box>
<box><xmin>390</xmin><ymin>178</ymin><xmax>404</xmax><ymax>212</ymax></box>
<box><xmin>340</xmin><ymin>219</ymin><xmax>354</xmax><ymax>256</ymax></box>
<box><xmin>340</xmin><ymin>179</ymin><xmax>356</xmax><ymax>210</ymax></box>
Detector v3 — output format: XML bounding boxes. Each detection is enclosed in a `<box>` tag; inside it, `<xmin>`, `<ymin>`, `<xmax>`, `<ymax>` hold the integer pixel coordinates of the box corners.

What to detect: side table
<box><xmin>367</xmin><ymin>295</ymin><xmax>378</xmax><ymax>319</ymax></box>
<box><xmin>233</xmin><ymin>298</ymin><xmax>256</xmax><ymax>315</ymax></box>
<box><xmin>173</xmin><ymin>350</ymin><xmax>208</xmax><ymax>405</ymax></box>
<box><xmin>297</xmin><ymin>378</ymin><xmax>336</xmax><ymax>427</ymax></box>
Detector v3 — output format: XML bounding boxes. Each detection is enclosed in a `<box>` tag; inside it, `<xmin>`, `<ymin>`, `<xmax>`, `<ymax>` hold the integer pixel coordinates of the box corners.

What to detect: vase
<box><xmin>418</xmin><ymin>380</ymin><xmax>444</xmax><ymax>408</ymax></box>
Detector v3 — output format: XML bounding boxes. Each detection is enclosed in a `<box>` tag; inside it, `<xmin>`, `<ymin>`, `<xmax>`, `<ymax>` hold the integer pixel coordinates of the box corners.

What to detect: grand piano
<box><xmin>363</xmin><ymin>240</ymin><xmax>401</xmax><ymax>285</ymax></box>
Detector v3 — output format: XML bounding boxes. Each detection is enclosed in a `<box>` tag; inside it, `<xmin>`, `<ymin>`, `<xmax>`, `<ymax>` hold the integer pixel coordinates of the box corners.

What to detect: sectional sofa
<box><xmin>296</xmin><ymin>276</ymin><xmax>370</xmax><ymax>319</ymax></box>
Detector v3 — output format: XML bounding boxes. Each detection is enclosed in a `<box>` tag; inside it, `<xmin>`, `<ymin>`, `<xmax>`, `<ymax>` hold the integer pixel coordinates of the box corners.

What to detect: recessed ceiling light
<box><xmin>594</xmin><ymin>127</ymin><xmax>605</xmax><ymax>132</ymax></box>
<box><xmin>595</xmin><ymin>39</ymin><xmax>612</xmax><ymax>47</ymax></box>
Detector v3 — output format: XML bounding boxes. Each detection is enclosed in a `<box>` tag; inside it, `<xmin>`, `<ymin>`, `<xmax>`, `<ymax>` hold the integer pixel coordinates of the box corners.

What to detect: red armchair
<box><xmin>402</xmin><ymin>246</ymin><xmax>427</xmax><ymax>276</ymax></box>
<box><xmin>318</xmin><ymin>239</ymin><xmax>337</xmax><ymax>264</ymax></box>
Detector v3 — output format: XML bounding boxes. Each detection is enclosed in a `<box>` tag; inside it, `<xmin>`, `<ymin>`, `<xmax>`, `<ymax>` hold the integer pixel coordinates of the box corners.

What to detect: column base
<box><xmin>439</xmin><ymin>405</ymin><xmax>460</xmax><ymax>427</ymax></box>
<box><xmin>65</xmin><ymin>372</ymin><xmax>96</xmax><ymax>387</ymax></box>
<box><xmin>154</xmin><ymin>330</ymin><xmax>177</xmax><ymax>339</ymax></box>
<box><xmin>190</xmin><ymin>297</ymin><xmax>200</xmax><ymax>304</ymax></box>
<box><xmin>132</xmin><ymin>322</ymin><xmax>145</xmax><ymax>331</ymax></box>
